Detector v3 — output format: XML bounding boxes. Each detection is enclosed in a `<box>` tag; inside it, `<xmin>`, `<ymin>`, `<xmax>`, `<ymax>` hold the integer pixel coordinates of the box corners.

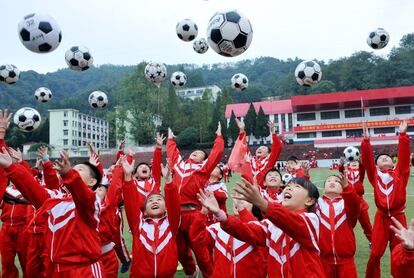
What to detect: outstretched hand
<box><xmin>0</xmin><ymin>109</ymin><xmax>12</xmax><ymax>130</ymax></box>
<box><xmin>362</xmin><ymin>122</ymin><xmax>369</xmax><ymax>140</ymax></box>
<box><xmin>233</xmin><ymin>178</ymin><xmax>268</xmax><ymax>212</ymax></box>
<box><xmin>0</xmin><ymin>147</ymin><xmax>13</xmax><ymax>168</ymax></box>
<box><xmin>197</xmin><ymin>189</ymin><xmax>221</xmax><ymax>215</ymax></box>
<box><xmin>339</xmin><ymin>173</ymin><xmax>348</xmax><ymax>189</ymax></box>
<box><xmin>391</xmin><ymin>217</ymin><xmax>414</xmax><ymax>250</ymax></box>
<box><xmin>216</xmin><ymin>121</ymin><xmax>222</xmax><ymax>136</ymax></box>
<box><xmin>161</xmin><ymin>160</ymin><xmax>172</xmax><ymax>184</ymax></box>
<box><xmin>8</xmin><ymin>147</ymin><xmax>22</xmax><ymax>162</ymax></box>
<box><xmin>37</xmin><ymin>146</ymin><xmax>49</xmax><ymax>160</ymax></box>
<box><xmin>235</xmin><ymin>118</ymin><xmax>245</xmax><ymax>132</ymax></box>
<box><xmin>118</xmin><ymin>139</ymin><xmax>125</xmax><ymax>150</ymax></box>
<box><xmin>168</xmin><ymin>128</ymin><xmax>175</xmax><ymax>139</ymax></box>
<box><xmin>121</xmin><ymin>155</ymin><xmax>135</xmax><ymax>181</ymax></box>
<box><xmin>301</xmin><ymin>162</ymin><xmax>311</xmax><ymax>176</ymax></box>
<box><xmin>155</xmin><ymin>132</ymin><xmax>166</xmax><ymax>147</ymax></box>
<box><xmin>267</xmin><ymin>121</ymin><xmax>276</xmax><ymax>134</ymax></box>
<box><xmin>399</xmin><ymin>120</ymin><xmax>408</xmax><ymax>134</ymax></box>
<box><xmin>54</xmin><ymin>151</ymin><xmax>71</xmax><ymax>175</ymax></box>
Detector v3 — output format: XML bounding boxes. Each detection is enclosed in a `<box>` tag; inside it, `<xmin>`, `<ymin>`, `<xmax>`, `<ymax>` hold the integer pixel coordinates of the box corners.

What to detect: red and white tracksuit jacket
<box><xmin>122</xmin><ymin>173</ymin><xmax>181</xmax><ymax>277</ymax></box>
<box><xmin>5</xmin><ymin>164</ymin><xmax>104</xmax><ymax>276</ymax></box>
<box><xmin>260</xmin><ymin>187</ymin><xmax>283</xmax><ymax>203</ymax></box>
<box><xmin>317</xmin><ymin>186</ymin><xmax>360</xmax><ymax>277</ymax></box>
<box><xmin>204</xmin><ymin>181</ymin><xmax>228</xmax><ymax>225</ymax></box>
<box><xmin>362</xmin><ymin>132</ymin><xmax>410</xmax><ymax>278</ymax></box>
<box><xmin>221</xmin><ymin>203</ymin><xmax>325</xmax><ymax>278</ymax></box>
<box><xmin>391</xmin><ymin>243</ymin><xmax>414</xmax><ymax>277</ymax></box>
<box><xmin>287</xmin><ymin>168</ymin><xmax>310</xmax><ymax>180</ymax></box>
<box><xmin>339</xmin><ymin>164</ymin><xmax>366</xmax><ymax>196</ymax></box>
<box><xmin>190</xmin><ymin>211</ymin><xmax>267</xmax><ymax>278</ymax></box>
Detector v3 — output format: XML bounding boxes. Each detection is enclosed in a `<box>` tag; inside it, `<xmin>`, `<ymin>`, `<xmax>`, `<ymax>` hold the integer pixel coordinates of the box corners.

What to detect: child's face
<box><xmin>282</xmin><ymin>182</ymin><xmax>314</xmax><ymax>211</ymax></box>
<box><xmin>95</xmin><ymin>186</ymin><xmax>107</xmax><ymax>200</ymax></box>
<box><xmin>73</xmin><ymin>164</ymin><xmax>96</xmax><ymax>188</ymax></box>
<box><xmin>377</xmin><ymin>155</ymin><xmax>394</xmax><ymax>170</ymax></box>
<box><xmin>210</xmin><ymin>167</ymin><xmax>222</xmax><ymax>180</ymax></box>
<box><xmin>286</xmin><ymin>160</ymin><xmax>297</xmax><ymax>171</ymax></box>
<box><xmin>189</xmin><ymin>150</ymin><xmax>206</xmax><ymax>163</ymax></box>
<box><xmin>135</xmin><ymin>164</ymin><xmax>151</xmax><ymax>179</ymax></box>
<box><xmin>255</xmin><ymin>146</ymin><xmax>269</xmax><ymax>158</ymax></box>
<box><xmin>324</xmin><ymin>176</ymin><xmax>343</xmax><ymax>195</ymax></box>
<box><xmin>349</xmin><ymin>161</ymin><xmax>359</xmax><ymax>169</ymax></box>
<box><xmin>145</xmin><ymin>194</ymin><xmax>166</xmax><ymax>218</ymax></box>
<box><xmin>264</xmin><ymin>171</ymin><xmax>282</xmax><ymax>188</ymax></box>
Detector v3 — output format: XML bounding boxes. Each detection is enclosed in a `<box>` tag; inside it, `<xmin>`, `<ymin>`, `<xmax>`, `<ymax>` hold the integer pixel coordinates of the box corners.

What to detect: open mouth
<box><xmin>151</xmin><ymin>204</ymin><xmax>159</xmax><ymax>210</ymax></box>
<box><xmin>329</xmin><ymin>184</ymin><xmax>336</xmax><ymax>189</ymax></box>
<box><xmin>142</xmin><ymin>170</ymin><xmax>148</xmax><ymax>175</ymax></box>
<box><xmin>284</xmin><ymin>192</ymin><xmax>292</xmax><ymax>200</ymax></box>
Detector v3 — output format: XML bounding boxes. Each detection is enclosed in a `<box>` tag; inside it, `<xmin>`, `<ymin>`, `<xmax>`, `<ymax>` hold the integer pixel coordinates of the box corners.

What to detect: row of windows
<box><xmin>62</xmin><ymin>139</ymin><xmax>108</xmax><ymax>148</ymax></box>
<box><xmin>63</xmin><ymin>112</ymin><xmax>108</xmax><ymax>126</ymax></box>
<box><xmin>297</xmin><ymin>106</ymin><xmax>412</xmax><ymax>121</ymax></box>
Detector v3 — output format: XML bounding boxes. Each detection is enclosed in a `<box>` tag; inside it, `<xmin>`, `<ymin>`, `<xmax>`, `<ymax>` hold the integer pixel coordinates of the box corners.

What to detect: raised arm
<box><xmin>166</xmin><ymin>128</ymin><xmax>181</xmax><ymax>172</ymax></box>
<box><xmin>106</xmin><ymin>165</ymin><xmax>123</xmax><ymax>209</ymax></box>
<box><xmin>221</xmin><ymin>213</ymin><xmax>267</xmax><ymax>246</ymax></box>
<box><xmin>361</xmin><ymin>125</ymin><xmax>377</xmax><ymax>187</ymax></box>
<box><xmin>264</xmin><ymin>122</ymin><xmax>283</xmax><ymax>171</ymax></box>
<box><xmin>396</xmin><ymin>121</ymin><xmax>411</xmax><ymax>179</ymax></box>
<box><xmin>116</xmin><ymin>139</ymin><xmax>125</xmax><ymax>162</ymax></box>
<box><xmin>200</xmin><ymin>134</ymin><xmax>224</xmax><ymax>175</ymax></box>
<box><xmin>42</xmin><ymin>161</ymin><xmax>61</xmax><ymax>190</ymax></box>
<box><xmin>189</xmin><ymin>212</ymin><xmax>215</xmax><ymax>251</ymax></box>
<box><xmin>342</xmin><ymin>182</ymin><xmax>361</xmax><ymax>228</ymax></box>
<box><xmin>152</xmin><ymin>133</ymin><xmax>164</xmax><ymax>193</ymax></box>
<box><xmin>162</xmin><ymin>163</ymin><xmax>181</xmax><ymax>234</ymax></box>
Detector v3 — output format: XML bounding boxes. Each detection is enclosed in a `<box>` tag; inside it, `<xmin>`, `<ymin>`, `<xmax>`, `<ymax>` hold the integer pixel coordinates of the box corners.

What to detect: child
<box><xmin>390</xmin><ymin>217</ymin><xmax>414</xmax><ymax>277</ymax></box>
<box><xmin>167</xmin><ymin>123</ymin><xmax>224</xmax><ymax>277</ymax></box>
<box><xmin>199</xmin><ymin>177</ymin><xmax>325</xmax><ymax>278</ymax></box>
<box><xmin>317</xmin><ymin>175</ymin><xmax>361</xmax><ymax>278</ymax></box>
<box><xmin>204</xmin><ymin>166</ymin><xmax>228</xmax><ymax>225</ymax></box>
<box><xmin>260</xmin><ymin>168</ymin><xmax>284</xmax><ymax>203</ymax></box>
<box><xmin>120</xmin><ymin>156</ymin><xmax>181</xmax><ymax>277</ymax></box>
<box><xmin>361</xmin><ymin>120</ymin><xmax>410</xmax><ymax>278</ymax></box>
<box><xmin>286</xmin><ymin>156</ymin><xmax>310</xmax><ymax>180</ymax></box>
<box><xmin>190</xmin><ymin>191</ymin><xmax>267</xmax><ymax>278</ymax></box>
<box><xmin>339</xmin><ymin>157</ymin><xmax>373</xmax><ymax>242</ymax></box>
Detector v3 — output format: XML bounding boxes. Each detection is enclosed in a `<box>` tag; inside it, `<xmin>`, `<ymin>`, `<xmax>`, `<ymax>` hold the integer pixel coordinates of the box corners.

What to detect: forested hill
<box><xmin>1</xmin><ymin>33</ymin><xmax>414</xmax><ymax>116</ymax></box>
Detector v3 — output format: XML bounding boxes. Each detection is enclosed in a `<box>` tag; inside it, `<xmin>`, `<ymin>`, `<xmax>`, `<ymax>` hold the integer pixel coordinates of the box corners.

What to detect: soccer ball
<box><xmin>34</xmin><ymin>87</ymin><xmax>52</xmax><ymax>103</ymax></box>
<box><xmin>294</xmin><ymin>60</ymin><xmax>322</xmax><ymax>87</ymax></box>
<box><xmin>343</xmin><ymin>146</ymin><xmax>360</xmax><ymax>162</ymax></box>
<box><xmin>17</xmin><ymin>13</ymin><xmax>62</xmax><ymax>53</ymax></box>
<box><xmin>193</xmin><ymin>38</ymin><xmax>209</xmax><ymax>54</ymax></box>
<box><xmin>89</xmin><ymin>91</ymin><xmax>108</xmax><ymax>109</ymax></box>
<box><xmin>282</xmin><ymin>173</ymin><xmax>293</xmax><ymax>185</ymax></box>
<box><xmin>231</xmin><ymin>73</ymin><xmax>248</xmax><ymax>91</ymax></box>
<box><xmin>207</xmin><ymin>9</ymin><xmax>253</xmax><ymax>57</ymax></box>
<box><xmin>176</xmin><ymin>19</ymin><xmax>198</xmax><ymax>42</ymax></box>
<box><xmin>367</xmin><ymin>28</ymin><xmax>390</xmax><ymax>50</ymax></box>
<box><xmin>144</xmin><ymin>62</ymin><xmax>167</xmax><ymax>86</ymax></box>
<box><xmin>13</xmin><ymin>107</ymin><xmax>41</xmax><ymax>132</ymax></box>
<box><xmin>65</xmin><ymin>46</ymin><xmax>93</xmax><ymax>71</ymax></box>
<box><xmin>0</xmin><ymin>64</ymin><xmax>20</xmax><ymax>84</ymax></box>
<box><xmin>170</xmin><ymin>72</ymin><xmax>187</xmax><ymax>87</ymax></box>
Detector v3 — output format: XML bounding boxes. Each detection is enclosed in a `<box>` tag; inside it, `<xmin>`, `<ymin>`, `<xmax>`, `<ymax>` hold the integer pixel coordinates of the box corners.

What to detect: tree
<box><xmin>129</xmin><ymin>110</ymin><xmax>156</xmax><ymax>145</ymax></box>
<box><xmin>5</xmin><ymin>127</ymin><xmax>26</xmax><ymax>149</ymax></box>
<box><xmin>400</xmin><ymin>33</ymin><xmax>414</xmax><ymax>49</ymax></box>
<box><xmin>254</xmin><ymin>106</ymin><xmax>268</xmax><ymax>143</ymax></box>
<box><xmin>192</xmin><ymin>90</ymin><xmax>213</xmax><ymax>143</ymax></box>
<box><xmin>228</xmin><ymin>110</ymin><xmax>239</xmax><ymax>144</ymax></box>
<box><xmin>176</xmin><ymin>127</ymin><xmax>199</xmax><ymax>149</ymax></box>
<box><xmin>244</xmin><ymin>103</ymin><xmax>257</xmax><ymax>136</ymax></box>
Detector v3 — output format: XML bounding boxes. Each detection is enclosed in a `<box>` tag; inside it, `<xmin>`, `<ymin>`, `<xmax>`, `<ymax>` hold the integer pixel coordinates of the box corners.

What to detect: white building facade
<box><xmin>175</xmin><ymin>85</ymin><xmax>221</xmax><ymax>102</ymax></box>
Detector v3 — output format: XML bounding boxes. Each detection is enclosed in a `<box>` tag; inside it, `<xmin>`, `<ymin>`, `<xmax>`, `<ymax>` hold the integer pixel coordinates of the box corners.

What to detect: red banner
<box><xmin>294</xmin><ymin>119</ymin><xmax>414</xmax><ymax>132</ymax></box>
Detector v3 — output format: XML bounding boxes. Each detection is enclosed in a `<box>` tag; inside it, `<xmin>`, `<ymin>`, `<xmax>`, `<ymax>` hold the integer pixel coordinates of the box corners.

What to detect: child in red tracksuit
<box><xmin>317</xmin><ymin>175</ymin><xmax>361</xmax><ymax>278</ymax></box>
<box><xmin>199</xmin><ymin>177</ymin><xmax>325</xmax><ymax>278</ymax></box>
<box><xmin>204</xmin><ymin>166</ymin><xmax>228</xmax><ymax>225</ymax></box>
<box><xmin>0</xmin><ymin>146</ymin><xmax>104</xmax><ymax>278</ymax></box>
<box><xmin>286</xmin><ymin>156</ymin><xmax>311</xmax><ymax>180</ymax></box>
<box><xmin>190</xmin><ymin>192</ymin><xmax>267</xmax><ymax>278</ymax></box>
<box><xmin>390</xmin><ymin>217</ymin><xmax>414</xmax><ymax>277</ymax></box>
<box><xmin>260</xmin><ymin>168</ymin><xmax>284</xmax><ymax>203</ymax></box>
<box><xmin>339</xmin><ymin>158</ymin><xmax>372</xmax><ymax>242</ymax></box>
<box><xmin>167</xmin><ymin>123</ymin><xmax>224</xmax><ymax>277</ymax></box>
<box><xmin>361</xmin><ymin>121</ymin><xmax>410</xmax><ymax>278</ymax></box>
<box><xmin>120</xmin><ymin>155</ymin><xmax>181</xmax><ymax>277</ymax></box>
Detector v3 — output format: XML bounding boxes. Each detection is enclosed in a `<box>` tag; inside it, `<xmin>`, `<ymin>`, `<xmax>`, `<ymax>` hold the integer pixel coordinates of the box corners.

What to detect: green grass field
<box><xmin>9</xmin><ymin>169</ymin><xmax>414</xmax><ymax>277</ymax></box>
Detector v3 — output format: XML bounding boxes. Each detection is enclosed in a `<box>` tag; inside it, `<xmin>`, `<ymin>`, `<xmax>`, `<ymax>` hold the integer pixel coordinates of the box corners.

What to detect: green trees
<box><xmin>254</xmin><ymin>106</ymin><xmax>268</xmax><ymax>143</ymax></box>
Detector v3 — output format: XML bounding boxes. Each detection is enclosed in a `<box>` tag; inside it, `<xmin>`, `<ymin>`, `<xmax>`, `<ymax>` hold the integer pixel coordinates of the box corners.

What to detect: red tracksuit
<box><xmin>121</xmin><ymin>168</ymin><xmax>181</xmax><ymax>277</ymax></box>
<box><xmin>190</xmin><ymin>211</ymin><xmax>267</xmax><ymax>278</ymax></box>
<box><xmin>5</xmin><ymin>164</ymin><xmax>104</xmax><ymax>278</ymax></box>
<box><xmin>113</xmin><ymin>207</ymin><xmax>131</xmax><ymax>265</ymax></box>
<box><xmin>339</xmin><ymin>164</ymin><xmax>372</xmax><ymax>241</ymax></box>
<box><xmin>204</xmin><ymin>181</ymin><xmax>228</xmax><ymax>225</ymax></box>
<box><xmin>221</xmin><ymin>203</ymin><xmax>325</xmax><ymax>278</ymax></box>
<box><xmin>362</xmin><ymin>132</ymin><xmax>410</xmax><ymax>278</ymax></box>
<box><xmin>316</xmin><ymin>186</ymin><xmax>360</xmax><ymax>278</ymax></box>
<box><xmin>167</xmin><ymin>135</ymin><xmax>224</xmax><ymax>276</ymax></box>
<box><xmin>287</xmin><ymin>168</ymin><xmax>310</xmax><ymax>180</ymax></box>
<box><xmin>260</xmin><ymin>187</ymin><xmax>283</xmax><ymax>203</ymax></box>
<box><xmin>391</xmin><ymin>243</ymin><xmax>414</xmax><ymax>277</ymax></box>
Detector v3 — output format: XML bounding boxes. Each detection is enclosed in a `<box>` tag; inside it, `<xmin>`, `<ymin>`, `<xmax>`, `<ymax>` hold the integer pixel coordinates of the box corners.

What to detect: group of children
<box><xmin>0</xmin><ymin>108</ymin><xmax>413</xmax><ymax>277</ymax></box>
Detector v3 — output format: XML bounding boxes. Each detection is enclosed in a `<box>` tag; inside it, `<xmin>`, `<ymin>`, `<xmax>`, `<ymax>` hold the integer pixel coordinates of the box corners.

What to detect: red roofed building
<box><xmin>225</xmin><ymin>86</ymin><xmax>414</xmax><ymax>147</ymax></box>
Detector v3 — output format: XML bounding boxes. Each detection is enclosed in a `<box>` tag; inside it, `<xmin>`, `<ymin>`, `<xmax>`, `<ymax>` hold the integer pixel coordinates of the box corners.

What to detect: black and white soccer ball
<box><xmin>144</xmin><ymin>62</ymin><xmax>167</xmax><ymax>86</ymax></box>
<box><xmin>343</xmin><ymin>146</ymin><xmax>360</xmax><ymax>162</ymax></box>
<box><xmin>176</xmin><ymin>19</ymin><xmax>198</xmax><ymax>42</ymax></box>
<box><xmin>367</xmin><ymin>28</ymin><xmax>390</xmax><ymax>50</ymax></box>
<box><xmin>18</xmin><ymin>13</ymin><xmax>62</xmax><ymax>53</ymax></box>
<box><xmin>193</xmin><ymin>38</ymin><xmax>209</xmax><ymax>54</ymax></box>
<box><xmin>231</xmin><ymin>73</ymin><xmax>248</xmax><ymax>91</ymax></box>
<box><xmin>170</xmin><ymin>72</ymin><xmax>187</xmax><ymax>87</ymax></box>
<box><xmin>207</xmin><ymin>9</ymin><xmax>253</xmax><ymax>57</ymax></box>
<box><xmin>0</xmin><ymin>64</ymin><xmax>20</xmax><ymax>84</ymax></box>
<box><xmin>13</xmin><ymin>107</ymin><xmax>41</xmax><ymax>132</ymax></box>
<box><xmin>65</xmin><ymin>46</ymin><xmax>93</xmax><ymax>71</ymax></box>
<box><xmin>294</xmin><ymin>60</ymin><xmax>322</xmax><ymax>87</ymax></box>
<box><xmin>34</xmin><ymin>87</ymin><xmax>52</xmax><ymax>103</ymax></box>
<box><xmin>282</xmin><ymin>173</ymin><xmax>293</xmax><ymax>185</ymax></box>
<box><xmin>89</xmin><ymin>91</ymin><xmax>108</xmax><ymax>109</ymax></box>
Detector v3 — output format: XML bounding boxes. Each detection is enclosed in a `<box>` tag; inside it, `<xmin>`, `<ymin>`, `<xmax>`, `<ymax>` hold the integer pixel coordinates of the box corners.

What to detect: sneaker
<box><xmin>120</xmin><ymin>261</ymin><xmax>131</xmax><ymax>273</ymax></box>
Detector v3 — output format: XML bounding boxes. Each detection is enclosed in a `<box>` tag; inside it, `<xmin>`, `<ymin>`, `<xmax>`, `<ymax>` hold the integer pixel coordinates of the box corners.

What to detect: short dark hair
<box><xmin>264</xmin><ymin>168</ymin><xmax>282</xmax><ymax>181</ymax></box>
<box><xmin>79</xmin><ymin>161</ymin><xmax>102</xmax><ymax>188</ymax></box>
<box><xmin>287</xmin><ymin>177</ymin><xmax>319</xmax><ymax>212</ymax></box>
<box><xmin>194</xmin><ymin>149</ymin><xmax>208</xmax><ymax>161</ymax></box>
<box><xmin>375</xmin><ymin>153</ymin><xmax>392</xmax><ymax>164</ymax></box>
<box><xmin>216</xmin><ymin>166</ymin><xmax>224</xmax><ymax>179</ymax></box>
<box><xmin>287</xmin><ymin>156</ymin><xmax>299</xmax><ymax>163</ymax></box>
<box><xmin>134</xmin><ymin>162</ymin><xmax>151</xmax><ymax>174</ymax></box>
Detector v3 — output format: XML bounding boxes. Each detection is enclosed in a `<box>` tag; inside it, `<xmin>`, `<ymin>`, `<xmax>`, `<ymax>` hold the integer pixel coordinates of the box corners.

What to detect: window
<box><xmin>373</xmin><ymin>127</ymin><xmax>395</xmax><ymax>134</ymax></box>
<box><xmin>407</xmin><ymin>126</ymin><xmax>414</xmax><ymax>132</ymax></box>
<box><xmin>297</xmin><ymin>113</ymin><xmax>316</xmax><ymax>121</ymax></box>
<box><xmin>288</xmin><ymin>113</ymin><xmax>293</xmax><ymax>129</ymax></box>
<box><xmin>63</xmin><ymin>120</ymin><xmax>68</xmax><ymax>126</ymax></box>
<box><xmin>63</xmin><ymin>139</ymin><xmax>68</xmax><ymax>145</ymax></box>
<box><xmin>97</xmin><ymin>135</ymin><xmax>100</xmax><ymax>140</ymax></box>
<box><xmin>78</xmin><ymin>132</ymin><xmax>81</xmax><ymax>137</ymax></box>
<box><xmin>92</xmin><ymin>134</ymin><xmax>95</xmax><ymax>140</ymax></box>
<box><xmin>370</xmin><ymin>107</ymin><xmax>390</xmax><ymax>116</ymax></box>
<box><xmin>395</xmin><ymin>106</ymin><xmax>411</xmax><ymax>115</ymax></box>
<box><xmin>83</xmin><ymin>132</ymin><xmax>86</xmax><ymax>137</ymax></box>
<box><xmin>97</xmin><ymin>143</ymin><xmax>100</xmax><ymax>148</ymax></box>
<box><xmin>296</xmin><ymin>132</ymin><xmax>317</xmax><ymax>139</ymax></box>
<box><xmin>83</xmin><ymin>141</ymin><xmax>86</xmax><ymax>146</ymax></box>
<box><xmin>346</xmin><ymin>129</ymin><xmax>363</xmax><ymax>137</ymax></box>
<box><xmin>72</xmin><ymin>140</ymin><xmax>76</xmax><ymax>146</ymax></box>
<box><xmin>78</xmin><ymin>140</ymin><xmax>81</xmax><ymax>146</ymax></box>
<box><xmin>344</xmin><ymin>109</ymin><xmax>363</xmax><ymax>118</ymax></box>
<box><xmin>88</xmin><ymin>133</ymin><xmax>91</xmax><ymax>139</ymax></box>
<box><xmin>322</xmin><ymin>130</ymin><xmax>342</xmax><ymax>137</ymax></box>
<box><xmin>321</xmin><ymin>111</ymin><xmax>340</xmax><ymax>120</ymax></box>
<box><xmin>63</xmin><ymin>130</ymin><xmax>68</xmax><ymax>136</ymax></box>
<box><xmin>64</xmin><ymin>111</ymin><xmax>68</xmax><ymax>117</ymax></box>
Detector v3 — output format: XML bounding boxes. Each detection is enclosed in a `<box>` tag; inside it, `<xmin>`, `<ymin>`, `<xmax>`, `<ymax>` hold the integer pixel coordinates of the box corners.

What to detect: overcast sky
<box><xmin>1</xmin><ymin>0</ymin><xmax>413</xmax><ymax>73</ymax></box>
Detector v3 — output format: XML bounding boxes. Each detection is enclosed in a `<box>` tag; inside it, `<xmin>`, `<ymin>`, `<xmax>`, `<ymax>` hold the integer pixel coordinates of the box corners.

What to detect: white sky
<box><xmin>1</xmin><ymin>0</ymin><xmax>413</xmax><ymax>73</ymax></box>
